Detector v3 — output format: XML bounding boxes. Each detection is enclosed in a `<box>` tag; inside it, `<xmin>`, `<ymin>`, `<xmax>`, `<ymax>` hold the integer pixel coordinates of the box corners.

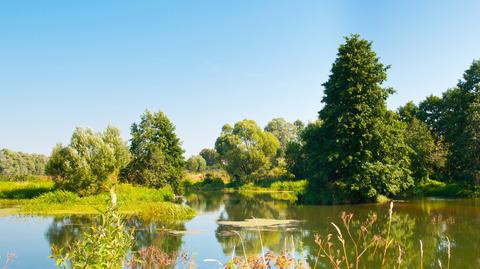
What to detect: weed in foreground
<box><xmin>1</xmin><ymin>253</ymin><xmax>15</xmax><ymax>269</ymax></box>
<box><xmin>312</xmin><ymin>202</ymin><xmax>452</xmax><ymax>269</ymax></box>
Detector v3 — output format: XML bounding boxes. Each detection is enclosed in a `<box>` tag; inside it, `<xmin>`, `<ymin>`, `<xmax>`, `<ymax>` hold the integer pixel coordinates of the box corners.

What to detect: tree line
<box><xmin>0</xmin><ymin>149</ymin><xmax>48</xmax><ymax>178</ymax></box>
<box><xmin>2</xmin><ymin>34</ymin><xmax>478</xmax><ymax>202</ymax></box>
<box><xmin>46</xmin><ymin>110</ymin><xmax>185</xmax><ymax>195</ymax></box>
<box><xmin>194</xmin><ymin>34</ymin><xmax>479</xmax><ymax>202</ymax></box>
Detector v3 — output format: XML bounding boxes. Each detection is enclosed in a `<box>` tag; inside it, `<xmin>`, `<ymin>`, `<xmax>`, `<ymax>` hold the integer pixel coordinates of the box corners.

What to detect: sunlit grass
<box><xmin>0</xmin><ymin>180</ymin><xmax>195</xmax><ymax>222</ymax></box>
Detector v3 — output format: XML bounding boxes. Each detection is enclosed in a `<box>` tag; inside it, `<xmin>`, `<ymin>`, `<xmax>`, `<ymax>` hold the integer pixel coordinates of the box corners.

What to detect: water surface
<box><xmin>0</xmin><ymin>193</ymin><xmax>479</xmax><ymax>268</ymax></box>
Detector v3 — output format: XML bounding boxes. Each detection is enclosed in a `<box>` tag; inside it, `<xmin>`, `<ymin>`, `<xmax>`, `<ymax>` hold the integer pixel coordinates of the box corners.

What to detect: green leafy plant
<box><xmin>52</xmin><ymin>190</ymin><xmax>134</xmax><ymax>269</ymax></box>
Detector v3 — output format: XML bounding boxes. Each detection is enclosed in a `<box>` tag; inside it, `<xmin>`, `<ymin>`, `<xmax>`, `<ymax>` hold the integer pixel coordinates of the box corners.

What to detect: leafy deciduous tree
<box><xmin>46</xmin><ymin>126</ymin><xmax>130</xmax><ymax>196</ymax></box>
<box><xmin>215</xmin><ymin>120</ymin><xmax>280</xmax><ymax>183</ymax></box>
<box><xmin>199</xmin><ymin>148</ymin><xmax>219</xmax><ymax>167</ymax></box>
<box><xmin>264</xmin><ymin>118</ymin><xmax>299</xmax><ymax>156</ymax></box>
<box><xmin>186</xmin><ymin>155</ymin><xmax>207</xmax><ymax>172</ymax></box>
<box><xmin>0</xmin><ymin>149</ymin><xmax>48</xmax><ymax>178</ymax></box>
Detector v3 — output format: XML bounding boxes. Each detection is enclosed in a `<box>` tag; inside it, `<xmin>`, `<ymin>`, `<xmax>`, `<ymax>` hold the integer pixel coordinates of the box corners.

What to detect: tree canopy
<box><xmin>186</xmin><ymin>155</ymin><xmax>207</xmax><ymax>172</ymax></box>
<box><xmin>264</xmin><ymin>118</ymin><xmax>301</xmax><ymax>156</ymax></box>
<box><xmin>0</xmin><ymin>149</ymin><xmax>48</xmax><ymax>178</ymax></box>
<box><xmin>304</xmin><ymin>34</ymin><xmax>413</xmax><ymax>202</ymax></box>
<box><xmin>46</xmin><ymin>126</ymin><xmax>130</xmax><ymax>195</ymax></box>
<box><xmin>199</xmin><ymin>148</ymin><xmax>219</xmax><ymax>167</ymax></box>
<box><xmin>215</xmin><ymin>119</ymin><xmax>280</xmax><ymax>183</ymax></box>
<box><xmin>123</xmin><ymin>110</ymin><xmax>185</xmax><ymax>192</ymax></box>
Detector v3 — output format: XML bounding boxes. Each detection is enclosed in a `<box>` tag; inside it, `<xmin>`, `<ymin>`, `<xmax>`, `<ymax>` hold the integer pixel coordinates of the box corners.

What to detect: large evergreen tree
<box><xmin>306</xmin><ymin>35</ymin><xmax>412</xmax><ymax>202</ymax></box>
<box><xmin>124</xmin><ymin>110</ymin><xmax>185</xmax><ymax>192</ymax></box>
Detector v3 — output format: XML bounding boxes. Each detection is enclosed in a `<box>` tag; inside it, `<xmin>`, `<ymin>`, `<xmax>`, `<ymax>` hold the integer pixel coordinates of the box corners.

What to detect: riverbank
<box><xmin>0</xmin><ymin>180</ymin><xmax>195</xmax><ymax>222</ymax></box>
<box><xmin>182</xmin><ymin>170</ymin><xmax>477</xmax><ymax>204</ymax></box>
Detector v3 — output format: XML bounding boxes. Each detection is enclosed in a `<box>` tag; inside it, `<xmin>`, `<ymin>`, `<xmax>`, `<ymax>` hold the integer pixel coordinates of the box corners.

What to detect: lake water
<box><xmin>0</xmin><ymin>192</ymin><xmax>479</xmax><ymax>268</ymax></box>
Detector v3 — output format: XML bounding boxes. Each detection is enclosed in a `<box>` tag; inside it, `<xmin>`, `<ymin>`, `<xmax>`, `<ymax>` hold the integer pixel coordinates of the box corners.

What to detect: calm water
<box><xmin>0</xmin><ymin>193</ymin><xmax>479</xmax><ymax>268</ymax></box>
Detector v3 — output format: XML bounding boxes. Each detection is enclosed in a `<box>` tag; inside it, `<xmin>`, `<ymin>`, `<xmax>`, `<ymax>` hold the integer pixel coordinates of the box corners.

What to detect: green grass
<box><xmin>0</xmin><ymin>180</ymin><xmax>195</xmax><ymax>222</ymax></box>
<box><xmin>238</xmin><ymin>179</ymin><xmax>307</xmax><ymax>193</ymax></box>
<box><xmin>183</xmin><ymin>170</ymin><xmax>308</xmax><ymax>202</ymax></box>
<box><xmin>411</xmin><ymin>179</ymin><xmax>467</xmax><ymax>198</ymax></box>
<box><xmin>237</xmin><ymin>180</ymin><xmax>308</xmax><ymax>202</ymax></box>
<box><xmin>0</xmin><ymin>180</ymin><xmax>55</xmax><ymax>199</ymax></box>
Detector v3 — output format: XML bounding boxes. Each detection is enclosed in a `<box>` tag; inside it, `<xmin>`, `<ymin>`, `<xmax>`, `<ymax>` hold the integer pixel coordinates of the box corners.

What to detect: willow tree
<box><xmin>306</xmin><ymin>35</ymin><xmax>412</xmax><ymax>202</ymax></box>
<box><xmin>46</xmin><ymin>126</ymin><xmax>130</xmax><ymax>196</ymax></box>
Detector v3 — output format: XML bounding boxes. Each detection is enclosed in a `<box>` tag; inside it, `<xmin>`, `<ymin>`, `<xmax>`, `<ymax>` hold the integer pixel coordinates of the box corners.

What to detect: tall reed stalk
<box><xmin>381</xmin><ymin>201</ymin><xmax>394</xmax><ymax>268</ymax></box>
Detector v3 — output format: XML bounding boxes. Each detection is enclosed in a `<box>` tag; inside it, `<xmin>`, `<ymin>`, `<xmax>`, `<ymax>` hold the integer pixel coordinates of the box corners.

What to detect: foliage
<box><xmin>186</xmin><ymin>155</ymin><xmax>207</xmax><ymax>172</ymax></box>
<box><xmin>53</xmin><ymin>204</ymin><xmax>134</xmax><ymax>269</ymax></box>
<box><xmin>264</xmin><ymin>118</ymin><xmax>302</xmax><ymax>157</ymax></box>
<box><xmin>199</xmin><ymin>148</ymin><xmax>220</xmax><ymax>167</ymax></box>
<box><xmin>46</xmin><ymin>126</ymin><xmax>130</xmax><ymax>196</ymax></box>
<box><xmin>269</xmin><ymin>180</ymin><xmax>308</xmax><ymax>193</ymax></box>
<box><xmin>409</xmin><ymin>179</ymin><xmax>467</xmax><ymax>198</ymax></box>
<box><xmin>404</xmin><ymin>118</ymin><xmax>445</xmax><ymax>182</ymax></box>
<box><xmin>304</xmin><ymin>35</ymin><xmax>412</xmax><ymax>202</ymax></box>
<box><xmin>0</xmin><ymin>148</ymin><xmax>48</xmax><ymax>177</ymax></box>
<box><xmin>215</xmin><ymin>120</ymin><xmax>280</xmax><ymax>183</ymax></box>
<box><xmin>416</xmin><ymin>60</ymin><xmax>480</xmax><ymax>187</ymax></box>
<box><xmin>285</xmin><ymin>121</ymin><xmax>316</xmax><ymax>179</ymax></box>
<box><xmin>183</xmin><ymin>171</ymin><xmax>228</xmax><ymax>192</ymax></box>
<box><xmin>124</xmin><ymin>110</ymin><xmax>185</xmax><ymax>193</ymax></box>
<box><xmin>37</xmin><ymin>190</ymin><xmax>80</xmax><ymax>204</ymax></box>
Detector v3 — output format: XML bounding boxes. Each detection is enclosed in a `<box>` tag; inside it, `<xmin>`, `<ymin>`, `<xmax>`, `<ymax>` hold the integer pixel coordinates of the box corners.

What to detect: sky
<box><xmin>1</xmin><ymin>1</ymin><xmax>479</xmax><ymax>157</ymax></box>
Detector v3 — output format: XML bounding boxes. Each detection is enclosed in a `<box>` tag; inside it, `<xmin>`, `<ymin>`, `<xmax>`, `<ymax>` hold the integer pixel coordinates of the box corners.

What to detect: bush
<box><xmin>52</xmin><ymin>205</ymin><xmax>134</xmax><ymax>268</ymax></box>
<box><xmin>36</xmin><ymin>190</ymin><xmax>80</xmax><ymax>204</ymax></box>
<box><xmin>46</xmin><ymin>126</ymin><xmax>130</xmax><ymax>196</ymax></box>
<box><xmin>412</xmin><ymin>179</ymin><xmax>465</xmax><ymax>198</ymax></box>
<box><xmin>115</xmin><ymin>184</ymin><xmax>174</xmax><ymax>203</ymax></box>
<box><xmin>270</xmin><ymin>180</ymin><xmax>308</xmax><ymax>194</ymax></box>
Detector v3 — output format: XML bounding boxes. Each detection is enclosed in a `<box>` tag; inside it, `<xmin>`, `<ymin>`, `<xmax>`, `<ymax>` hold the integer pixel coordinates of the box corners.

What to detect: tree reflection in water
<box><xmin>45</xmin><ymin>195</ymin><xmax>480</xmax><ymax>268</ymax></box>
<box><xmin>46</xmin><ymin>215</ymin><xmax>185</xmax><ymax>257</ymax></box>
<box><xmin>212</xmin><ymin>193</ymin><xmax>480</xmax><ymax>268</ymax></box>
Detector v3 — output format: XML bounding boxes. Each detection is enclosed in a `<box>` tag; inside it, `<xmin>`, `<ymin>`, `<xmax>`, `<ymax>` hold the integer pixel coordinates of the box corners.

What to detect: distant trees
<box><xmin>123</xmin><ymin>110</ymin><xmax>185</xmax><ymax>192</ymax></box>
<box><xmin>408</xmin><ymin>60</ymin><xmax>480</xmax><ymax>188</ymax></box>
<box><xmin>264</xmin><ymin>118</ymin><xmax>301</xmax><ymax>157</ymax></box>
<box><xmin>186</xmin><ymin>155</ymin><xmax>207</xmax><ymax>172</ymax></box>
<box><xmin>302</xmin><ymin>35</ymin><xmax>413</xmax><ymax>202</ymax></box>
<box><xmin>0</xmin><ymin>149</ymin><xmax>48</xmax><ymax>178</ymax></box>
<box><xmin>46</xmin><ymin>126</ymin><xmax>130</xmax><ymax>196</ymax></box>
<box><xmin>284</xmin><ymin>120</ymin><xmax>317</xmax><ymax>180</ymax></box>
<box><xmin>215</xmin><ymin>120</ymin><xmax>279</xmax><ymax>183</ymax></box>
<box><xmin>199</xmin><ymin>148</ymin><xmax>219</xmax><ymax>167</ymax></box>
<box><xmin>397</xmin><ymin>102</ymin><xmax>447</xmax><ymax>183</ymax></box>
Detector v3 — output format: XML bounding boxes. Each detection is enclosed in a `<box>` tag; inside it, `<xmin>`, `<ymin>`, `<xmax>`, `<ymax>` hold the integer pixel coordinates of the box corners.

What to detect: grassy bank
<box><xmin>0</xmin><ymin>180</ymin><xmax>195</xmax><ymax>222</ymax></box>
<box><xmin>407</xmin><ymin>179</ymin><xmax>476</xmax><ymax>198</ymax></box>
<box><xmin>183</xmin><ymin>170</ymin><xmax>308</xmax><ymax>202</ymax></box>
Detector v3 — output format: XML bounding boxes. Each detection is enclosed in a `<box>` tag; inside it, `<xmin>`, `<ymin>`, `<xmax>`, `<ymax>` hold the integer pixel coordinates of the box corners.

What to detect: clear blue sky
<box><xmin>1</xmin><ymin>1</ymin><xmax>479</xmax><ymax>157</ymax></box>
